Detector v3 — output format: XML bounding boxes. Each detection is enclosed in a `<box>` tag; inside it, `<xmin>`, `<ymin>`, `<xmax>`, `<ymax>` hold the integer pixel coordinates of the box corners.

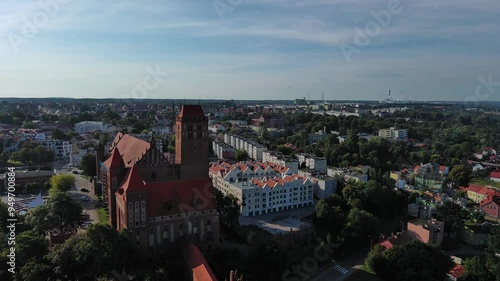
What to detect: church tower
<box><xmin>175</xmin><ymin>105</ymin><xmax>209</xmax><ymax>179</ymax></box>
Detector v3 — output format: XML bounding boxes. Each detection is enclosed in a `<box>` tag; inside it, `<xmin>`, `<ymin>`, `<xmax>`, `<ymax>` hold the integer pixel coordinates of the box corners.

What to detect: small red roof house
<box><xmin>480</xmin><ymin>196</ymin><xmax>500</xmax><ymax>218</ymax></box>
<box><xmin>490</xmin><ymin>171</ymin><xmax>500</xmax><ymax>182</ymax></box>
<box><xmin>447</xmin><ymin>265</ymin><xmax>465</xmax><ymax>281</ymax></box>
<box><xmin>379</xmin><ymin>232</ymin><xmax>415</xmax><ymax>249</ymax></box>
<box><xmin>463</xmin><ymin>185</ymin><xmax>500</xmax><ymax>204</ymax></box>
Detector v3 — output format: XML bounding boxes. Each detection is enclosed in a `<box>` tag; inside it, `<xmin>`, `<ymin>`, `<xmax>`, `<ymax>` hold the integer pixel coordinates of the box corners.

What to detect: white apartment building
<box><xmin>209</xmin><ymin>161</ymin><xmax>314</xmax><ymax>216</ymax></box>
<box><xmin>262</xmin><ymin>151</ymin><xmax>299</xmax><ymax>172</ymax></box>
<box><xmin>296</xmin><ymin>153</ymin><xmax>327</xmax><ymax>173</ymax></box>
<box><xmin>378</xmin><ymin>127</ymin><xmax>408</xmax><ymax>141</ymax></box>
<box><xmin>223</xmin><ymin>134</ymin><xmax>268</xmax><ymax>162</ymax></box>
<box><xmin>36</xmin><ymin>139</ymin><xmax>72</xmax><ymax>158</ymax></box>
<box><xmin>212</xmin><ymin>140</ymin><xmax>235</xmax><ymax>159</ymax></box>
<box><xmin>327</xmin><ymin>167</ymin><xmax>369</xmax><ymax>183</ymax></box>
<box><xmin>75</xmin><ymin>121</ymin><xmax>116</xmax><ymax>134</ymax></box>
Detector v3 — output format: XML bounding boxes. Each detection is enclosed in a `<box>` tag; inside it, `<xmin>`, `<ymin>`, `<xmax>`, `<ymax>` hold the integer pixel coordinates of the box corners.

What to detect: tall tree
<box><xmin>448</xmin><ymin>165</ymin><xmax>471</xmax><ymax>187</ymax></box>
<box><xmin>433</xmin><ymin>201</ymin><xmax>468</xmax><ymax>237</ymax></box>
<box><xmin>49</xmin><ymin>174</ymin><xmax>76</xmax><ymax>193</ymax></box>
<box><xmin>366</xmin><ymin>240</ymin><xmax>454</xmax><ymax>281</ymax></box>
<box><xmin>26</xmin><ymin>192</ymin><xmax>82</xmax><ymax>234</ymax></box>
<box><xmin>80</xmin><ymin>153</ymin><xmax>97</xmax><ymax>177</ymax></box>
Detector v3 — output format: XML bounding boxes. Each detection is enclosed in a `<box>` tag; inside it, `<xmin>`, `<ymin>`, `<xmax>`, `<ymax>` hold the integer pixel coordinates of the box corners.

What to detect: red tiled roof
<box><xmin>146</xmin><ymin>177</ymin><xmax>215</xmax><ymax>217</ymax></box>
<box><xmin>465</xmin><ymin>185</ymin><xmax>500</xmax><ymax>197</ymax></box>
<box><xmin>379</xmin><ymin>232</ymin><xmax>415</xmax><ymax>249</ymax></box>
<box><xmin>490</xmin><ymin>171</ymin><xmax>500</xmax><ymax>179</ymax></box>
<box><xmin>103</xmin><ymin>147</ymin><xmax>125</xmax><ymax>169</ymax></box>
<box><xmin>480</xmin><ymin>196</ymin><xmax>500</xmax><ymax>207</ymax></box>
<box><xmin>448</xmin><ymin>265</ymin><xmax>465</xmax><ymax>279</ymax></box>
<box><xmin>109</xmin><ymin>132</ymin><xmax>150</xmax><ymax>167</ymax></box>
<box><xmin>187</xmin><ymin>243</ymin><xmax>218</xmax><ymax>281</ymax></box>
<box><xmin>120</xmin><ymin>166</ymin><xmax>146</xmax><ymax>193</ymax></box>
<box><xmin>179</xmin><ymin>105</ymin><xmax>205</xmax><ymax>118</ymax></box>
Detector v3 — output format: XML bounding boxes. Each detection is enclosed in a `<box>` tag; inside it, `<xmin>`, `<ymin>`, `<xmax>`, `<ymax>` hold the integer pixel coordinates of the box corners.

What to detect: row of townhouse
<box><xmin>223</xmin><ymin>134</ymin><xmax>268</xmax><ymax>161</ymax></box>
<box><xmin>209</xmin><ymin>161</ymin><xmax>314</xmax><ymax>216</ymax></box>
<box><xmin>212</xmin><ymin>139</ymin><xmax>235</xmax><ymax>159</ymax></box>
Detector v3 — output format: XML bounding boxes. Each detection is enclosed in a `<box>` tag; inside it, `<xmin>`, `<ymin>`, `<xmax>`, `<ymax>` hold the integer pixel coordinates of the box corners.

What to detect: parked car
<box><xmin>80</xmin><ymin>196</ymin><xmax>90</xmax><ymax>201</ymax></box>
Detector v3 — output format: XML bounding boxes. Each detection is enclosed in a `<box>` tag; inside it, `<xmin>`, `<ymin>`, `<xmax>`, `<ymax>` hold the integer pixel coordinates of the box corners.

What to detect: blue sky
<box><xmin>1</xmin><ymin>0</ymin><xmax>499</xmax><ymax>101</ymax></box>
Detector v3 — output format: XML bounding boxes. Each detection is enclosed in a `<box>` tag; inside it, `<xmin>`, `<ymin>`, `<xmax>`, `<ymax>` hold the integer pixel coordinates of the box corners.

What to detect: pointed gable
<box><xmin>121</xmin><ymin>166</ymin><xmax>146</xmax><ymax>193</ymax></box>
<box><xmin>109</xmin><ymin>132</ymin><xmax>151</xmax><ymax>167</ymax></box>
<box><xmin>103</xmin><ymin>147</ymin><xmax>124</xmax><ymax>169</ymax></box>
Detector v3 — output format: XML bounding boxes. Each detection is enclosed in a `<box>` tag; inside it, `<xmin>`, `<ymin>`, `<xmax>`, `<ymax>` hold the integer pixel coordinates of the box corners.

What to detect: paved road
<box><xmin>306</xmin><ymin>249</ymin><xmax>368</xmax><ymax>281</ymax></box>
<box><xmin>62</xmin><ymin>169</ymin><xmax>99</xmax><ymax>229</ymax></box>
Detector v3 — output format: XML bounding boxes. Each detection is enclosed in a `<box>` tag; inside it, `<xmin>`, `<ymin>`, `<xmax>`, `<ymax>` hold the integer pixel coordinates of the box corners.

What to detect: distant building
<box><xmin>327</xmin><ymin>167</ymin><xmax>368</xmax><ymax>183</ymax></box>
<box><xmin>262</xmin><ymin>151</ymin><xmax>299</xmax><ymax>172</ymax></box>
<box><xmin>75</xmin><ymin>121</ymin><xmax>115</xmax><ymax>134</ymax></box>
<box><xmin>212</xmin><ymin>140</ymin><xmax>235</xmax><ymax>159</ymax></box>
<box><xmin>378</xmin><ymin>127</ymin><xmax>408</xmax><ymax>141</ymax></box>
<box><xmin>407</xmin><ymin>218</ymin><xmax>444</xmax><ymax>246</ymax></box>
<box><xmin>1</xmin><ymin>170</ymin><xmax>55</xmax><ymax>191</ymax></box>
<box><xmin>223</xmin><ymin>134</ymin><xmax>267</xmax><ymax>162</ymax></box>
<box><xmin>35</xmin><ymin>139</ymin><xmax>72</xmax><ymax>159</ymax></box>
<box><xmin>296</xmin><ymin>153</ymin><xmax>327</xmax><ymax>174</ymax></box>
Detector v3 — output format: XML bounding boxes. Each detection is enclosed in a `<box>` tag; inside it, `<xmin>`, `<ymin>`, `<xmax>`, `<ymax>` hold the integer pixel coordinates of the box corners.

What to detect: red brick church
<box><xmin>96</xmin><ymin>105</ymin><xmax>219</xmax><ymax>259</ymax></box>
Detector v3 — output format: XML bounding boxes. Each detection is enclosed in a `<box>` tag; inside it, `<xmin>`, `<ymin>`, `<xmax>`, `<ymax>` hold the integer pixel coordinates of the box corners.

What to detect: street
<box><xmin>306</xmin><ymin>249</ymin><xmax>369</xmax><ymax>281</ymax></box>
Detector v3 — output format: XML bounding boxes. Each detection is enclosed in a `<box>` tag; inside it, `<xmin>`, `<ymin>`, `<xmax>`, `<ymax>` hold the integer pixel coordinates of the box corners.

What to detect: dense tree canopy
<box><xmin>26</xmin><ymin>192</ymin><xmax>82</xmax><ymax>234</ymax></box>
<box><xmin>80</xmin><ymin>153</ymin><xmax>97</xmax><ymax>177</ymax></box>
<box><xmin>49</xmin><ymin>174</ymin><xmax>76</xmax><ymax>193</ymax></box>
<box><xmin>365</xmin><ymin>240</ymin><xmax>454</xmax><ymax>281</ymax></box>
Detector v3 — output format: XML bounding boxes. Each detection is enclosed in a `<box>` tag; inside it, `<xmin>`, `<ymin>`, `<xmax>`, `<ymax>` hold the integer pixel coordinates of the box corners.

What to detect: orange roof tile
<box><xmin>109</xmin><ymin>132</ymin><xmax>150</xmax><ymax>167</ymax></box>
<box><xmin>187</xmin><ymin>243</ymin><xmax>218</xmax><ymax>281</ymax></box>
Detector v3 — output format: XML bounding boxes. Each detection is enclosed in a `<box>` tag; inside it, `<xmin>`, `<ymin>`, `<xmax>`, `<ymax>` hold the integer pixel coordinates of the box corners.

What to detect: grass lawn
<box><xmin>470</xmin><ymin>178</ymin><xmax>500</xmax><ymax>189</ymax></box>
<box><xmin>97</xmin><ymin>207</ymin><xmax>110</xmax><ymax>224</ymax></box>
<box><xmin>345</xmin><ymin>268</ymin><xmax>383</xmax><ymax>281</ymax></box>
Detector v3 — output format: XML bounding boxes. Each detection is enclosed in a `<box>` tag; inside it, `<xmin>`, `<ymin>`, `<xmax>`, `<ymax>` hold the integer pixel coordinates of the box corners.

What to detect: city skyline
<box><xmin>1</xmin><ymin>0</ymin><xmax>499</xmax><ymax>101</ymax></box>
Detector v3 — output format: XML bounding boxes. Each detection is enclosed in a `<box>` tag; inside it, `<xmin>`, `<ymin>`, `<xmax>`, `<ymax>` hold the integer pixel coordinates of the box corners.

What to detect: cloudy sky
<box><xmin>1</xmin><ymin>0</ymin><xmax>499</xmax><ymax>101</ymax></box>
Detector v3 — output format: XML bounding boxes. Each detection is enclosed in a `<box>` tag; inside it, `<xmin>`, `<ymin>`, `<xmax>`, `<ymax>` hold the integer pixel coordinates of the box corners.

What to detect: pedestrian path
<box><xmin>335</xmin><ymin>264</ymin><xmax>349</xmax><ymax>275</ymax></box>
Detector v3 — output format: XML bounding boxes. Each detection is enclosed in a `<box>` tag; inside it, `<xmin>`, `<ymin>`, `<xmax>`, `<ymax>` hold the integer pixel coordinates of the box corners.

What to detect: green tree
<box><xmin>462</xmin><ymin>256</ymin><xmax>494</xmax><ymax>281</ymax></box>
<box><xmin>16</xmin><ymin>230</ymin><xmax>49</xmax><ymax>268</ymax></box>
<box><xmin>486</xmin><ymin>226</ymin><xmax>500</xmax><ymax>280</ymax></box>
<box><xmin>19</xmin><ymin>259</ymin><xmax>53</xmax><ymax>281</ymax></box>
<box><xmin>342</xmin><ymin>208</ymin><xmax>377</xmax><ymax>244</ymax></box>
<box><xmin>49</xmin><ymin>174</ymin><xmax>76</xmax><ymax>193</ymax></box>
<box><xmin>448</xmin><ymin>165</ymin><xmax>471</xmax><ymax>187</ymax></box>
<box><xmin>80</xmin><ymin>153</ymin><xmax>97</xmax><ymax>177</ymax></box>
<box><xmin>26</xmin><ymin>192</ymin><xmax>82</xmax><ymax>234</ymax></box>
<box><xmin>433</xmin><ymin>201</ymin><xmax>467</xmax><ymax>237</ymax></box>
<box><xmin>366</xmin><ymin>240</ymin><xmax>454</xmax><ymax>281</ymax></box>
<box><xmin>235</xmin><ymin>149</ymin><xmax>249</xmax><ymax>162</ymax></box>
<box><xmin>215</xmin><ymin>191</ymin><xmax>240</xmax><ymax>228</ymax></box>
<box><xmin>0</xmin><ymin>202</ymin><xmax>8</xmax><ymax>233</ymax></box>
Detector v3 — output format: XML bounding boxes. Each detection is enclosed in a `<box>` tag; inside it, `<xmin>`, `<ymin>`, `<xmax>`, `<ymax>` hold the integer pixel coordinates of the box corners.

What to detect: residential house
<box><xmin>480</xmin><ymin>196</ymin><xmax>500</xmax><ymax>218</ymax></box>
<box><xmin>463</xmin><ymin>185</ymin><xmax>500</xmax><ymax>204</ymax></box>
<box><xmin>407</xmin><ymin>218</ymin><xmax>444</xmax><ymax>246</ymax></box>
<box><xmin>489</xmin><ymin>171</ymin><xmax>500</xmax><ymax>182</ymax></box>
